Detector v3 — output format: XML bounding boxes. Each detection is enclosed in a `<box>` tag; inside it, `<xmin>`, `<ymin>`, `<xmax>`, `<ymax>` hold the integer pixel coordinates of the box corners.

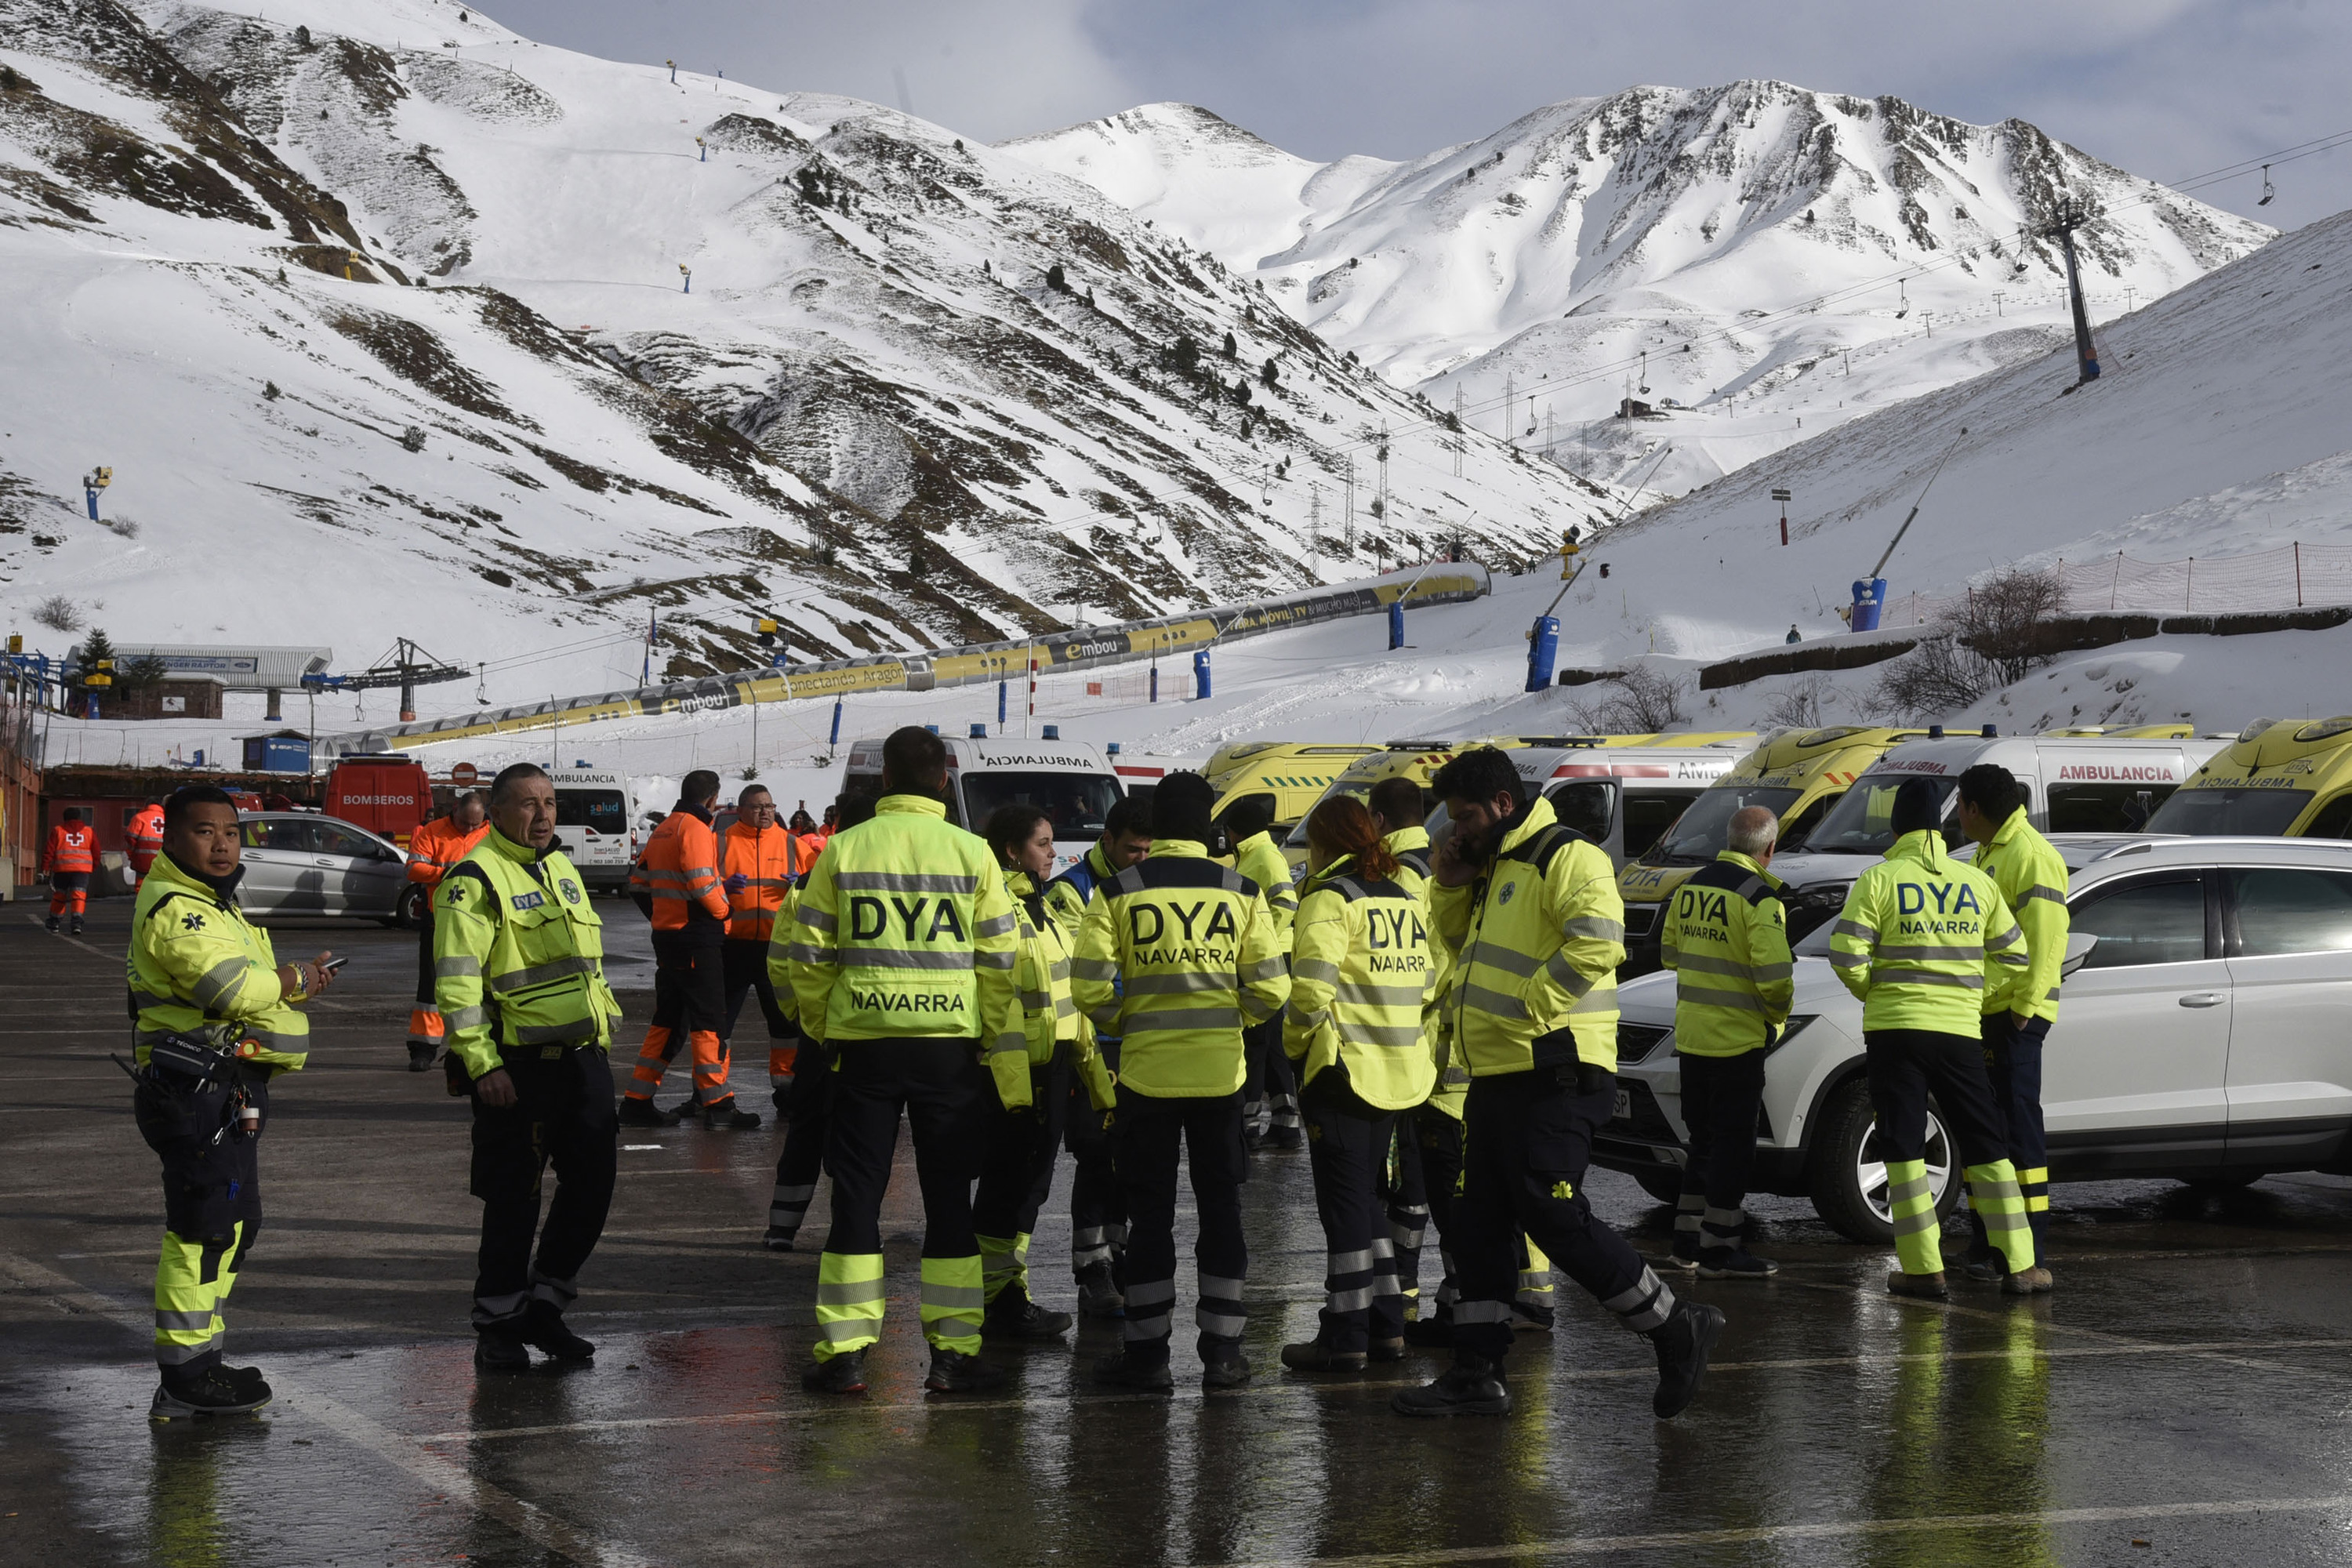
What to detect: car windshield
<box><xmin>1804</xmin><ymin>776</ymin><xmax>1963</xmax><ymax>856</ymax></box>
<box><xmin>960</xmin><ymin>771</ymin><xmax>1123</xmax><ymax>843</ymax></box>
<box><xmin>2143</xmin><ymin>786</ymin><xmax>2316</xmax><ymax>837</ymax></box>
<box><xmin>1287</xmin><ymin>781</ymin><xmax>1367</xmax><ymax>848</ymax></box>
<box><xmin>557</xmin><ymin>789</ymin><xmax>626</xmax><ymax>831</ymax></box>
<box><xmin>1642</xmin><ymin>786</ymin><xmax>1803</xmax><ymax>865</ymax></box>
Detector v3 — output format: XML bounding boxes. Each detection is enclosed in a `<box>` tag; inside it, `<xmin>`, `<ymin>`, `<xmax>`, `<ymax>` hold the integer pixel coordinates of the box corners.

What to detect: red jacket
<box><xmin>126</xmin><ymin>805</ymin><xmax>165</xmax><ymax>873</ymax></box>
<box><xmin>43</xmin><ymin>822</ymin><xmax>96</xmax><ymax>874</ymax></box>
<box><xmin>632</xmin><ymin>808</ymin><xmax>729</xmax><ymax>931</ymax></box>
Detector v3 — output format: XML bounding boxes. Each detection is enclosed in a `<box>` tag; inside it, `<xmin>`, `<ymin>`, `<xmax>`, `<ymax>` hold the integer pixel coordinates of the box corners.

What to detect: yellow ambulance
<box><xmin>1204</xmin><ymin>742</ymin><xmax>1383</xmax><ymax>837</ymax></box>
<box><xmin>2145</xmin><ymin>717</ymin><xmax>2352</xmax><ymax>838</ymax></box>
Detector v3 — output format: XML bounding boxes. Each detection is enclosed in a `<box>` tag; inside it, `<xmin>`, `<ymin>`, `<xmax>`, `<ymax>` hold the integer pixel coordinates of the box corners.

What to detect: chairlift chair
<box><xmin>2259</xmin><ymin>165</ymin><xmax>2276</xmax><ymax>207</ymax></box>
<box><xmin>1894</xmin><ymin>279</ymin><xmax>1908</xmax><ymax>320</ymax></box>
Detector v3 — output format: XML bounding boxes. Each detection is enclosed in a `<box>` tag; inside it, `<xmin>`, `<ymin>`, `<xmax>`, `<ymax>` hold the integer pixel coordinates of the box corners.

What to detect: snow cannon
<box><xmin>1524</xmin><ymin>616</ymin><xmax>1560</xmax><ymax>693</ymax></box>
<box><xmin>1849</xmin><ymin>578</ymin><xmax>1888</xmax><ymax>633</ymax></box>
<box><xmin>1192</xmin><ymin>648</ymin><xmax>1211</xmax><ymax>700</ymax></box>
<box><xmin>1388</xmin><ymin>601</ymin><xmax>1406</xmax><ymax>651</ymax></box>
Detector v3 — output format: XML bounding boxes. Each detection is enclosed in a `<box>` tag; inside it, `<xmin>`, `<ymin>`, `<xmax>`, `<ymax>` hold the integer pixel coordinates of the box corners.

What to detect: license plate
<box><xmin>1613</xmin><ymin>1088</ymin><xmax>1632</xmax><ymax>1120</ymax></box>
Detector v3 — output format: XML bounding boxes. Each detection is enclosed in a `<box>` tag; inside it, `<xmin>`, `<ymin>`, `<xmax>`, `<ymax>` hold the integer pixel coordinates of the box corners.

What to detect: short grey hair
<box><xmin>1726</xmin><ymin>804</ymin><xmax>1779</xmax><ymax>858</ymax></box>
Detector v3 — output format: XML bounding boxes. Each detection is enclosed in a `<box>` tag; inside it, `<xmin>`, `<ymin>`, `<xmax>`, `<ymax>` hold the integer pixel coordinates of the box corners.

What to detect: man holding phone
<box><xmin>130</xmin><ymin>785</ymin><xmax>336</xmax><ymax>1421</ymax></box>
<box><xmin>434</xmin><ymin>763</ymin><xmax>624</xmax><ymax>1371</ymax></box>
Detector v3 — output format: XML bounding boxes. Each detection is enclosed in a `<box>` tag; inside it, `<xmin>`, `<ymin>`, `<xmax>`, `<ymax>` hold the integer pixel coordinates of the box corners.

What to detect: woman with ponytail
<box><xmin>1279</xmin><ymin>795</ymin><xmax>1438</xmax><ymax>1374</ymax></box>
<box><xmin>971</xmin><ymin>804</ymin><xmax>1116</xmax><ymax>1338</ymax></box>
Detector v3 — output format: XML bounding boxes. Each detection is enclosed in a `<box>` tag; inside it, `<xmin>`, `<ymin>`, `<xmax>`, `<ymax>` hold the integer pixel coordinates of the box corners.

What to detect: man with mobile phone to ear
<box><xmin>436</xmin><ymin>763</ymin><xmax>624</xmax><ymax>1372</ymax></box>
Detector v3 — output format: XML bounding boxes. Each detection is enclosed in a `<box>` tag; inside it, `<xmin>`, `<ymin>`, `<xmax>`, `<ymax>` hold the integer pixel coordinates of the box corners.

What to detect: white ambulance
<box><xmin>844</xmin><ymin>731</ymin><xmax>1125</xmax><ymax>875</ymax></box>
<box><xmin>549</xmin><ymin>765</ymin><xmax>638</xmax><ymax>891</ymax></box>
<box><xmin>1497</xmin><ymin>739</ymin><xmax>1756</xmax><ymax>867</ymax></box>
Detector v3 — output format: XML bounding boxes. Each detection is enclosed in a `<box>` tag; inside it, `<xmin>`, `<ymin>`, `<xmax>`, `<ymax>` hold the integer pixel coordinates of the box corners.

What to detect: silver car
<box><xmin>1600</xmin><ymin>835</ymin><xmax>2352</xmax><ymax>1242</ymax></box>
<box><xmin>237</xmin><ymin>812</ymin><xmax>411</xmax><ymax>923</ymax></box>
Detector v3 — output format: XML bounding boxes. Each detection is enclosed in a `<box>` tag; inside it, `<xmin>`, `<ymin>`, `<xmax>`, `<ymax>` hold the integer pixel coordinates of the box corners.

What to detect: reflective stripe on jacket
<box><xmin>44</xmin><ymin>823</ymin><xmax>95</xmax><ymax>873</ymax></box>
<box><xmin>127</xmin><ymin>806</ymin><xmax>165</xmax><ymax>874</ymax></box>
<box><xmin>724</xmin><ymin>821</ymin><xmax>800</xmax><ymax>942</ymax></box>
<box><xmin>1233</xmin><ymin>830</ymin><xmax>1299</xmax><ymax>953</ymax></box>
<box><xmin>128</xmin><ymin>854</ymin><xmax>308</xmax><ymax>1070</ymax></box>
<box><xmin>406</xmin><ymin>815</ymin><xmax>490</xmax><ymax>888</ymax></box>
<box><xmin>1284</xmin><ymin>855</ymin><xmax>1436</xmax><ymax>1111</ymax></box>
<box><xmin>630</xmin><ymin>805</ymin><xmax>729</xmax><ymax>931</ymax></box>
<box><xmin>1069</xmin><ymin>839</ymin><xmax>1290</xmax><ymax>1098</ymax></box>
<box><xmin>760</xmin><ymin>885</ymin><xmax>805</xmax><ymax>1025</ymax></box>
<box><xmin>1661</xmin><ymin>851</ymin><xmax>1793</xmax><ymax>1058</ymax></box>
<box><xmin>433</xmin><ymin>832</ymin><xmax>619</xmax><ymax>1079</ymax></box>
<box><xmin>1429</xmin><ymin>797</ymin><xmax>1625</xmax><ymax>1076</ymax></box>
<box><xmin>1973</xmin><ymin>808</ymin><xmax>2070</xmax><ymax>1023</ymax></box>
<box><xmin>782</xmin><ymin>794</ymin><xmax>1022</xmax><ymax>1050</ymax></box>
<box><xmin>1829</xmin><ymin>829</ymin><xmax>2028</xmax><ymax>1033</ymax></box>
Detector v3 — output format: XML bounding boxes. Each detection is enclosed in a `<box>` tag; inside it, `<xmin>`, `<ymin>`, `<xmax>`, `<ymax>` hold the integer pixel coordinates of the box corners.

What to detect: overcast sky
<box><xmin>486</xmin><ymin>0</ymin><xmax>2350</xmax><ymax>230</ymax></box>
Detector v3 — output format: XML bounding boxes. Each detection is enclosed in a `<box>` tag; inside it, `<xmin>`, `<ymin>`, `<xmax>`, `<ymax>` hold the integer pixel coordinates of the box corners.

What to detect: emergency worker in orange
<box><xmin>404</xmin><ymin>792</ymin><xmax>490</xmax><ymax>1071</ymax></box>
<box><xmin>43</xmin><ymin>807</ymin><xmax>96</xmax><ymax>935</ymax></box>
<box><xmin>622</xmin><ymin>770</ymin><xmax>760</xmax><ymax>1130</ymax></box>
<box><xmin>127</xmin><ymin>799</ymin><xmax>165</xmax><ymax>887</ymax></box>
<box><xmin>721</xmin><ymin>784</ymin><xmax>804</xmax><ymax>1101</ymax></box>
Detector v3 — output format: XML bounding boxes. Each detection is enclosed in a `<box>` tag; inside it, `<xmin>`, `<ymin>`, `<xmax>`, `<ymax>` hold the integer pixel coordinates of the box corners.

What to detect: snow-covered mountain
<box><xmin>0</xmin><ymin>0</ymin><xmax>1610</xmax><ymax>702</ymax></box>
<box><xmin>1007</xmin><ymin>89</ymin><xmax>2272</xmax><ymax>496</ymax></box>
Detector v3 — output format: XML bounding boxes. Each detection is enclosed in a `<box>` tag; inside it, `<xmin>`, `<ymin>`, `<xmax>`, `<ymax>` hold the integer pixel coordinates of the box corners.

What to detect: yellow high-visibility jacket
<box><xmin>1385</xmin><ymin>824</ymin><xmax>1466</xmax><ymax>1118</ymax></box>
<box><xmin>782</xmin><ymin>795</ymin><xmax>1022</xmax><ymax>1058</ymax></box>
<box><xmin>1003</xmin><ymin>870</ymin><xmax>1116</xmax><ymax>1111</ymax></box>
<box><xmin>1829</xmin><ymin>829</ymin><xmax>2030</xmax><ymax>1033</ymax></box>
<box><xmin>1233</xmin><ymin>829</ymin><xmax>1300</xmax><ymax>953</ymax></box>
<box><xmin>1069</xmin><ymin>839</ymin><xmax>1290</xmax><ymax>1097</ymax></box>
<box><xmin>1429</xmin><ymin>797</ymin><xmax>1625</xmax><ymax>1075</ymax></box>
<box><xmin>1661</xmin><ymin>850</ymin><xmax>1794</xmax><ymax>1058</ymax></box>
<box><xmin>129</xmin><ymin>853</ymin><xmax>310</xmax><ymax>1071</ymax></box>
<box><xmin>434</xmin><ymin>830</ymin><xmax>620</xmax><ymax>1080</ymax></box>
<box><xmin>1285</xmin><ymin>855</ymin><xmax>1437</xmax><ymax>1110</ymax></box>
<box><xmin>1041</xmin><ymin>841</ymin><xmax>1120</xmax><ymax>940</ymax></box>
<box><xmin>1973</xmin><ymin>808</ymin><xmax>2070</xmax><ymax>1024</ymax></box>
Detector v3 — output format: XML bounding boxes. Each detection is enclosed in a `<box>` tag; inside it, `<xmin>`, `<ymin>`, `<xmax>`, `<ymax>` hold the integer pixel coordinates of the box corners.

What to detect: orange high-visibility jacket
<box><xmin>126</xmin><ymin>805</ymin><xmax>165</xmax><ymax>873</ymax></box>
<box><xmin>43</xmin><ymin>822</ymin><xmax>95</xmax><ymax>874</ymax></box>
<box><xmin>723</xmin><ymin>821</ymin><xmax>802</xmax><ymax>942</ymax></box>
<box><xmin>633</xmin><ymin>808</ymin><xmax>730</xmax><ymax>930</ymax></box>
<box><xmin>406</xmin><ymin>815</ymin><xmax>492</xmax><ymax>888</ymax></box>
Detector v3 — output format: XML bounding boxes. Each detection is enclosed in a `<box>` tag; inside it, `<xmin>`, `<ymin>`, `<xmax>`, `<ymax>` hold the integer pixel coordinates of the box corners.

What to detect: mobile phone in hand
<box><xmin>319</xmin><ymin>956</ymin><xmax>349</xmax><ymax>976</ymax></box>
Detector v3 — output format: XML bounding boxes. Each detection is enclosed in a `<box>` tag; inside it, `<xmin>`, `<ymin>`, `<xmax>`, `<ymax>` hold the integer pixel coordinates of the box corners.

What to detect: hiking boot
<box><xmin>218</xmin><ymin>1363</ymin><xmax>270</xmax><ymax>1397</ymax></box>
<box><xmin>617</xmin><ymin>1097</ymin><xmax>679</xmax><ymax>1128</ymax></box>
<box><xmin>521</xmin><ymin>1301</ymin><xmax>595</xmax><ymax>1361</ymax></box>
<box><xmin>925</xmin><ymin>1346</ymin><xmax>1007</xmax><ymax>1393</ymax></box>
<box><xmin>1650</xmin><ymin>1299</ymin><xmax>1726</xmax><ymax>1419</ymax></box>
<box><xmin>474</xmin><ymin>1330</ymin><xmax>532</xmax><ymax>1373</ymax></box>
<box><xmin>1402</xmin><ymin>1314</ymin><xmax>1455</xmax><ymax>1348</ymax></box>
<box><xmin>803</xmin><ymin>1349</ymin><xmax>867</xmax><ymax>1394</ymax></box>
<box><xmin>984</xmin><ymin>1290</ymin><xmax>1073</xmax><ymax>1341</ymax></box>
<box><xmin>1201</xmin><ymin>1345</ymin><xmax>1252</xmax><ymax>1389</ymax></box>
<box><xmin>1280</xmin><ymin>1336</ymin><xmax>1367</xmax><ymax>1374</ymax></box>
<box><xmin>406</xmin><ymin>1044</ymin><xmax>437</xmax><ymax>1073</ymax></box>
<box><xmin>702</xmin><ymin>1099</ymin><xmax>762</xmax><ymax>1131</ymax></box>
<box><xmin>150</xmin><ymin>1369</ymin><xmax>269</xmax><ymax>1421</ymax></box>
<box><xmin>1090</xmin><ymin>1350</ymin><xmax>1174</xmax><ymax>1392</ymax></box>
<box><xmin>663</xmin><ymin>1093</ymin><xmax>704</xmax><ymax>1121</ymax></box>
<box><xmin>1697</xmin><ymin>1249</ymin><xmax>1780</xmax><ymax>1280</ymax></box>
<box><xmin>1391</xmin><ymin>1352</ymin><xmax>1511</xmax><ymax>1417</ymax></box>
<box><xmin>1886</xmin><ymin>1269</ymin><xmax>1950</xmax><ymax>1301</ymax></box>
<box><xmin>2002</xmin><ymin>1265</ymin><xmax>2055</xmax><ymax>1296</ymax></box>
<box><xmin>1368</xmin><ymin>1336</ymin><xmax>1407</xmax><ymax>1363</ymax></box>
<box><xmin>1074</xmin><ymin>1261</ymin><xmax>1124</xmax><ymax>1319</ymax></box>
<box><xmin>1960</xmin><ymin>1254</ymin><xmax>2009</xmax><ymax>1283</ymax></box>
<box><xmin>762</xmin><ymin>1225</ymin><xmax>799</xmax><ymax>1253</ymax></box>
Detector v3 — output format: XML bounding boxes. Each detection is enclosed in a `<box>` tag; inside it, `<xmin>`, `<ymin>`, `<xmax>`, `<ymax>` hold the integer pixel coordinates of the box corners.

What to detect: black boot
<box><xmin>702</xmin><ymin>1097</ymin><xmax>762</xmax><ymax>1131</ymax></box>
<box><xmin>1650</xmin><ymin>1299</ymin><xmax>1726</xmax><ymax>1418</ymax></box>
<box><xmin>1391</xmin><ymin>1351</ymin><xmax>1511</xmax><ymax>1417</ymax></box>
<box><xmin>521</xmin><ymin>1301</ymin><xmax>595</xmax><ymax>1361</ymax></box>
<box><xmin>924</xmin><ymin>1346</ymin><xmax>1007</xmax><ymax>1393</ymax></box>
<box><xmin>984</xmin><ymin>1289</ymin><xmax>1073</xmax><ymax>1341</ymax></box>
<box><xmin>1091</xmin><ymin>1349</ymin><xmax>1174</xmax><ymax>1392</ymax></box>
<box><xmin>69</xmin><ymin>916</ymin><xmax>85</xmax><ymax>936</ymax></box>
<box><xmin>44</xmin><ymin>916</ymin><xmax>60</xmax><ymax>935</ymax></box>
<box><xmin>618</xmin><ymin>1097</ymin><xmax>679</xmax><ymax>1128</ymax></box>
<box><xmin>1074</xmin><ymin>1261</ymin><xmax>1124</xmax><ymax>1319</ymax></box>
<box><xmin>1200</xmin><ymin>1342</ymin><xmax>1251</xmax><ymax>1389</ymax></box>
<box><xmin>474</xmin><ymin>1328</ymin><xmax>532</xmax><ymax>1373</ymax></box>
<box><xmin>150</xmin><ymin>1368</ymin><xmax>269</xmax><ymax>1421</ymax></box>
<box><xmin>762</xmin><ymin>1225</ymin><xmax>798</xmax><ymax>1253</ymax></box>
<box><xmin>803</xmin><ymin>1348</ymin><xmax>867</xmax><ymax>1394</ymax></box>
<box><xmin>1280</xmin><ymin>1334</ymin><xmax>1367</xmax><ymax>1373</ymax></box>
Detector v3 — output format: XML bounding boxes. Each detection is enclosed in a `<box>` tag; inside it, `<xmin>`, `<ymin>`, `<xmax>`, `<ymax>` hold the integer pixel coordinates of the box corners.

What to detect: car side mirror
<box><xmin>2060</xmin><ymin>931</ymin><xmax>2098</xmax><ymax>979</ymax></box>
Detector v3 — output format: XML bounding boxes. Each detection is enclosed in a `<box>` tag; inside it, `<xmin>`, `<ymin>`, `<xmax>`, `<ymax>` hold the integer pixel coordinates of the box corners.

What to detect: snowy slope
<box><xmin>0</xmin><ymin>0</ymin><xmax>1615</xmax><ymax>704</ymax></box>
<box><xmin>1007</xmin><ymin>85</ymin><xmax>2271</xmax><ymax>496</ymax></box>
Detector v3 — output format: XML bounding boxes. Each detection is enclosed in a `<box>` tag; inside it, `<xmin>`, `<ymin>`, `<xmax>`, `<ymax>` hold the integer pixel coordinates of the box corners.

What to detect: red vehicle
<box><xmin>325</xmin><ymin>755</ymin><xmax>434</xmax><ymax>848</ymax></box>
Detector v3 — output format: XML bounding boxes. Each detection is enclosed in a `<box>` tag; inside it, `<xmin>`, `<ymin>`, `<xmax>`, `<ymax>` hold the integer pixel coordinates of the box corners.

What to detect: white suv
<box><xmin>1600</xmin><ymin>836</ymin><xmax>2352</xmax><ymax>1242</ymax></box>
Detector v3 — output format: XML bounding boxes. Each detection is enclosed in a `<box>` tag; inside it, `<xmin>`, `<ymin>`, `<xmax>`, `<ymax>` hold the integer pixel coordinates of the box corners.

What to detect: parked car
<box><xmin>236</xmin><ymin>812</ymin><xmax>410</xmax><ymax>923</ymax></box>
<box><xmin>1599</xmin><ymin>835</ymin><xmax>2352</xmax><ymax>1242</ymax></box>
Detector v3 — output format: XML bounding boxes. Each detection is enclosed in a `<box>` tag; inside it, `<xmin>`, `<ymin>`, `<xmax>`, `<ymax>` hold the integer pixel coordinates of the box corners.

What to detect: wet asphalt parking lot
<box><xmin>5</xmin><ymin>899</ymin><xmax>2352</xmax><ymax>1566</ymax></box>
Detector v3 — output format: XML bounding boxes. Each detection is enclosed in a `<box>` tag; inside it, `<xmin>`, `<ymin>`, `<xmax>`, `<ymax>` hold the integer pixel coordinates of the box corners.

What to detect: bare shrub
<box><xmin>1571</xmin><ymin>665</ymin><xmax>1690</xmax><ymax>733</ymax></box>
<box><xmin>1871</xmin><ymin>565</ymin><xmax>2066</xmax><ymax>720</ymax></box>
<box><xmin>1760</xmin><ymin>674</ymin><xmax>1828</xmax><ymax>731</ymax></box>
<box><xmin>102</xmin><ymin>514</ymin><xmax>140</xmax><ymax>539</ymax></box>
<box><xmin>32</xmin><ymin>595</ymin><xmax>82</xmax><ymax>632</ymax></box>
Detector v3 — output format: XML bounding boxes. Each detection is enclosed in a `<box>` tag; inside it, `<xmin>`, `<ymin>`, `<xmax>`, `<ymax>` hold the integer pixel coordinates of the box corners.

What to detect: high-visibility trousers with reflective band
<box><xmin>155</xmin><ymin>1219</ymin><xmax>255</xmax><ymax>1373</ymax></box>
<box><xmin>1863</xmin><ymin>1027</ymin><xmax>2034</xmax><ymax>1276</ymax></box>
